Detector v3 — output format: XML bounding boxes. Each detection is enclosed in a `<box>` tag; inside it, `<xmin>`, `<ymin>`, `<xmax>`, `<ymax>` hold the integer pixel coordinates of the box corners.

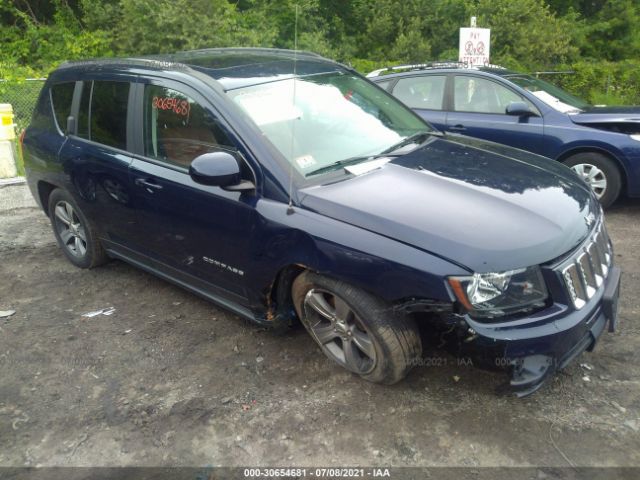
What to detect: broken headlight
<box><xmin>448</xmin><ymin>266</ymin><xmax>548</xmax><ymax>319</ymax></box>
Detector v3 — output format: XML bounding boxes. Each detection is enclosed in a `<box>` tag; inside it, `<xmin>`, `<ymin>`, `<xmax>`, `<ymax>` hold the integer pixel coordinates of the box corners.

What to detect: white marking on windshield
<box><xmin>345</xmin><ymin>157</ymin><xmax>392</xmax><ymax>175</ymax></box>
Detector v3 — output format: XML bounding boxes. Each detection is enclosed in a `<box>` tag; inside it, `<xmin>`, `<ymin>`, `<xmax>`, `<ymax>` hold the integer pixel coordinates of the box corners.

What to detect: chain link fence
<box><xmin>0</xmin><ymin>79</ymin><xmax>46</xmax><ymax>176</ymax></box>
<box><xmin>0</xmin><ymin>78</ymin><xmax>46</xmax><ymax>134</ymax></box>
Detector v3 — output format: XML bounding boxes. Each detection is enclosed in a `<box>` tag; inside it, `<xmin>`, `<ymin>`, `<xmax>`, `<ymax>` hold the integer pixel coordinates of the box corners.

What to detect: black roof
<box><xmin>59</xmin><ymin>48</ymin><xmax>345</xmax><ymax>90</ymax></box>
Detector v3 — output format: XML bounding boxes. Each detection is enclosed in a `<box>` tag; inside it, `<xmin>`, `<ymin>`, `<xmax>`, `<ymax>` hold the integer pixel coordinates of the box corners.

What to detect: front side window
<box><xmin>50</xmin><ymin>82</ymin><xmax>75</xmax><ymax>134</ymax></box>
<box><xmin>393</xmin><ymin>76</ymin><xmax>446</xmax><ymax>110</ymax></box>
<box><xmin>227</xmin><ymin>72</ymin><xmax>428</xmax><ymax>177</ymax></box>
<box><xmin>143</xmin><ymin>85</ymin><xmax>234</xmax><ymax>168</ymax></box>
<box><xmin>506</xmin><ymin>74</ymin><xmax>590</xmax><ymax>113</ymax></box>
<box><xmin>90</xmin><ymin>81</ymin><xmax>129</xmax><ymax>149</ymax></box>
<box><xmin>454</xmin><ymin>76</ymin><xmax>526</xmax><ymax>114</ymax></box>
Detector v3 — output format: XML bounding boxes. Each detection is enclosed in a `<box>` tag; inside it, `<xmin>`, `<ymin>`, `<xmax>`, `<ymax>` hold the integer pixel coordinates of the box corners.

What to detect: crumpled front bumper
<box><xmin>510</xmin><ymin>265</ymin><xmax>621</xmax><ymax>396</ymax></box>
<box><xmin>465</xmin><ymin>266</ymin><xmax>621</xmax><ymax>397</ymax></box>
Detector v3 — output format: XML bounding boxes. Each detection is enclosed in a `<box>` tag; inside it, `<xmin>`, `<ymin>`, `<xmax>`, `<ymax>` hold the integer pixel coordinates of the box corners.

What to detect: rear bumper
<box><xmin>466</xmin><ymin>266</ymin><xmax>621</xmax><ymax>397</ymax></box>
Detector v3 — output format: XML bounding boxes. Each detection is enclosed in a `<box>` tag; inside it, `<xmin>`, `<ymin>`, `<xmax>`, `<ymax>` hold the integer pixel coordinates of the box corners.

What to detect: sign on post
<box><xmin>459</xmin><ymin>27</ymin><xmax>490</xmax><ymax>67</ymax></box>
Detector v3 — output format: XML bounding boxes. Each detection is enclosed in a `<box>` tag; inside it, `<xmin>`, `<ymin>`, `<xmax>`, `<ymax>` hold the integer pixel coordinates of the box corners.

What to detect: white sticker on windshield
<box><xmin>234</xmin><ymin>87</ymin><xmax>303</xmax><ymax>125</ymax></box>
<box><xmin>295</xmin><ymin>155</ymin><xmax>316</xmax><ymax>169</ymax></box>
<box><xmin>530</xmin><ymin>90</ymin><xmax>577</xmax><ymax>113</ymax></box>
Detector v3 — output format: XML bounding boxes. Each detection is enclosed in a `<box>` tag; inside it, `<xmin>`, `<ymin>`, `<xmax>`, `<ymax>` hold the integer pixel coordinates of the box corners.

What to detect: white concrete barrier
<box><xmin>0</xmin><ymin>104</ymin><xmax>17</xmax><ymax>179</ymax></box>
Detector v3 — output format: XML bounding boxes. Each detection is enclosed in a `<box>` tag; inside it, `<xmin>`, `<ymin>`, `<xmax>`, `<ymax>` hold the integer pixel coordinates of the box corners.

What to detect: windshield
<box><xmin>506</xmin><ymin>75</ymin><xmax>591</xmax><ymax>113</ymax></box>
<box><xmin>227</xmin><ymin>72</ymin><xmax>429</xmax><ymax>177</ymax></box>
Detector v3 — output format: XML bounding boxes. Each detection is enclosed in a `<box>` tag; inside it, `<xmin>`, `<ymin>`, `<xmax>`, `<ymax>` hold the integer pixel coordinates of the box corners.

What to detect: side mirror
<box><xmin>189</xmin><ymin>151</ymin><xmax>254</xmax><ymax>191</ymax></box>
<box><xmin>506</xmin><ymin>101</ymin><xmax>536</xmax><ymax>117</ymax></box>
<box><xmin>66</xmin><ymin>116</ymin><xmax>76</xmax><ymax>134</ymax></box>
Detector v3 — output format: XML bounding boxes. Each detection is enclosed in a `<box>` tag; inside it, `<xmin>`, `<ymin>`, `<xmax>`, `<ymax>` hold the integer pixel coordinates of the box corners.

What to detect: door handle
<box><xmin>449</xmin><ymin>124</ymin><xmax>466</xmax><ymax>132</ymax></box>
<box><xmin>135</xmin><ymin>178</ymin><xmax>163</xmax><ymax>191</ymax></box>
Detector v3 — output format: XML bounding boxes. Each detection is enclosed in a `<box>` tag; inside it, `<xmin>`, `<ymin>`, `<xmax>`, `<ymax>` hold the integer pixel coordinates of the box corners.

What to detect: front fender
<box><xmin>246</xmin><ymin>198</ymin><xmax>468</xmax><ymax>313</ymax></box>
<box><xmin>556</xmin><ymin>139</ymin><xmax>640</xmax><ymax>196</ymax></box>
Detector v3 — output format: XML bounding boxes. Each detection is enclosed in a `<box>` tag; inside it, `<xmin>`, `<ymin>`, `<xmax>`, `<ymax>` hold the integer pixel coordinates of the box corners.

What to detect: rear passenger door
<box><xmin>389</xmin><ymin>75</ymin><xmax>448</xmax><ymax>130</ymax></box>
<box><xmin>446</xmin><ymin>75</ymin><xmax>545</xmax><ymax>154</ymax></box>
<box><xmin>128</xmin><ymin>78</ymin><xmax>255</xmax><ymax>301</ymax></box>
<box><xmin>57</xmin><ymin>77</ymin><xmax>139</xmax><ymax>250</ymax></box>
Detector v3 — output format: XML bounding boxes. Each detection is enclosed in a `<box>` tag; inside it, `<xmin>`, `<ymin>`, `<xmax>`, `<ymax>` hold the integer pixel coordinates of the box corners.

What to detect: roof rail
<box><xmin>160</xmin><ymin>47</ymin><xmax>326</xmax><ymax>60</ymax></box>
<box><xmin>59</xmin><ymin>47</ymin><xmax>328</xmax><ymax>71</ymax></box>
<box><xmin>366</xmin><ymin>61</ymin><xmax>507</xmax><ymax>77</ymax></box>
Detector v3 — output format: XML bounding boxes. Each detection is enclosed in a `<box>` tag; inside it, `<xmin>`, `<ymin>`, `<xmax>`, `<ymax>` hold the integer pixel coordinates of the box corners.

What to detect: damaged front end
<box><xmin>400</xmin><ymin>217</ymin><xmax>622</xmax><ymax>398</ymax></box>
<box><xmin>569</xmin><ymin>108</ymin><xmax>640</xmax><ymax>137</ymax></box>
<box><xmin>407</xmin><ymin>273</ymin><xmax>618</xmax><ymax>397</ymax></box>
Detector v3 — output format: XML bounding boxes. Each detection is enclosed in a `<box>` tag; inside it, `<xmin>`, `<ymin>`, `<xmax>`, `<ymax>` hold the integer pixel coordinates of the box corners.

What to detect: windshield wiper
<box><xmin>305</xmin><ymin>130</ymin><xmax>440</xmax><ymax>178</ymax></box>
<box><xmin>306</xmin><ymin>154</ymin><xmax>391</xmax><ymax>177</ymax></box>
<box><xmin>378</xmin><ymin>130</ymin><xmax>441</xmax><ymax>155</ymax></box>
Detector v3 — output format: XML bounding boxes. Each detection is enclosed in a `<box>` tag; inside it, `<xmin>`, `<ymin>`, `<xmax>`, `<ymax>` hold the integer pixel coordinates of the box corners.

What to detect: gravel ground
<box><xmin>0</xmin><ymin>184</ymin><xmax>639</xmax><ymax>470</ymax></box>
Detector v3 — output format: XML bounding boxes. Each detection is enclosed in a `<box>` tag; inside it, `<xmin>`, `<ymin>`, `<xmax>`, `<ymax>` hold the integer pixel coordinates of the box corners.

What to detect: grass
<box><xmin>15</xmin><ymin>137</ymin><xmax>25</xmax><ymax>176</ymax></box>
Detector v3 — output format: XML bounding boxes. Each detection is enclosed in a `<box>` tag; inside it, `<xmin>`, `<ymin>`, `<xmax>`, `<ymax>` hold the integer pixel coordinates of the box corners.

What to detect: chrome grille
<box><xmin>561</xmin><ymin>221</ymin><xmax>612</xmax><ymax>310</ymax></box>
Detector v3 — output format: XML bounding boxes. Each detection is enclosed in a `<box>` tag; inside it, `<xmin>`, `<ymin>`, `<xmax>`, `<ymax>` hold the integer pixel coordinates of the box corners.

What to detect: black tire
<box><xmin>292</xmin><ymin>271</ymin><xmax>421</xmax><ymax>384</ymax></box>
<box><xmin>563</xmin><ymin>152</ymin><xmax>622</xmax><ymax>208</ymax></box>
<box><xmin>48</xmin><ymin>189</ymin><xmax>108</xmax><ymax>269</ymax></box>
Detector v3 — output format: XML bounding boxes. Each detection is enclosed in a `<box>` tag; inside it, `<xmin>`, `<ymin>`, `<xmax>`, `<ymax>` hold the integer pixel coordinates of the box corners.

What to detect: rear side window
<box><xmin>30</xmin><ymin>88</ymin><xmax>56</xmax><ymax>131</ymax></box>
<box><xmin>50</xmin><ymin>82</ymin><xmax>75</xmax><ymax>134</ymax></box>
<box><xmin>393</xmin><ymin>76</ymin><xmax>446</xmax><ymax>110</ymax></box>
<box><xmin>375</xmin><ymin>80</ymin><xmax>392</xmax><ymax>91</ymax></box>
<box><xmin>90</xmin><ymin>81</ymin><xmax>129</xmax><ymax>150</ymax></box>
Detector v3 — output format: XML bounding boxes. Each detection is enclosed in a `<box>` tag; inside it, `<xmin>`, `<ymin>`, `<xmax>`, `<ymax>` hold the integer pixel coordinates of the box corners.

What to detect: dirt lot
<box><xmin>0</xmin><ymin>183</ymin><xmax>639</xmax><ymax>470</ymax></box>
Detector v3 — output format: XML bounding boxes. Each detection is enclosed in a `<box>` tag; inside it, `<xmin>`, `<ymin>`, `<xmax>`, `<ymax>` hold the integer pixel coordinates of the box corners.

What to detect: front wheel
<box><xmin>292</xmin><ymin>271</ymin><xmax>421</xmax><ymax>384</ymax></box>
<box><xmin>563</xmin><ymin>152</ymin><xmax>622</xmax><ymax>208</ymax></box>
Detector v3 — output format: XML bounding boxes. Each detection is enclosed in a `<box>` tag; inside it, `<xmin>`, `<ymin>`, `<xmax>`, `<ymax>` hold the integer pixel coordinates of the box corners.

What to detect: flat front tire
<box><xmin>292</xmin><ymin>271</ymin><xmax>421</xmax><ymax>384</ymax></box>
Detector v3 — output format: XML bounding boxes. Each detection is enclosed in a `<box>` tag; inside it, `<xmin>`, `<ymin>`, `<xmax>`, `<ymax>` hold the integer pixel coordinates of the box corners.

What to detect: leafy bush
<box><xmin>1</xmin><ymin>0</ymin><xmax>640</xmax><ymax>107</ymax></box>
<box><xmin>552</xmin><ymin>60</ymin><xmax>640</xmax><ymax>106</ymax></box>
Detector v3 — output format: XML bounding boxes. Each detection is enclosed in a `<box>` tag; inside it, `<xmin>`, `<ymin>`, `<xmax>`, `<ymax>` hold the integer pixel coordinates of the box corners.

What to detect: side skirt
<box><xmin>103</xmin><ymin>242</ymin><xmax>257</xmax><ymax>323</ymax></box>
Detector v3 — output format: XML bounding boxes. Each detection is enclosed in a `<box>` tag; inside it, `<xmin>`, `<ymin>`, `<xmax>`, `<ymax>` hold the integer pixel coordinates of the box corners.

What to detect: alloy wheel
<box><xmin>53</xmin><ymin>201</ymin><xmax>87</xmax><ymax>257</ymax></box>
<box><xmin>303</xmin><ymin>288</ymin><xmax>377</xmax><ymax>374</ymax></box>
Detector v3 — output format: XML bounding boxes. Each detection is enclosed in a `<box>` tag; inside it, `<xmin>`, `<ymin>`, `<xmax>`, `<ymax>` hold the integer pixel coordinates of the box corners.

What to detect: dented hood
<box><xmin>299</xmin><ymin>136</ymin><xmax>599</xmax><ymax>273</ymax></box>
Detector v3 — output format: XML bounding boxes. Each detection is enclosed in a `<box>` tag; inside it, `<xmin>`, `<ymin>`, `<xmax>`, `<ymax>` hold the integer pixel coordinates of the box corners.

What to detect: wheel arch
<box><xmin>264</xmin><ymin>263</ymin><xmax>309</xmax><ymax>329</ymax></box>
<box><xmin>264</xmin><ymin>261</ymin><xmax>455</xmax><ymax>331</ymax></box>
<box><xmin>556</xmin><ymin>146</ymin><xmax>629</xmax><ymax>194</ymax></box>
<box><xmin>37</xmin><ymin>180</ymin><xmax>58</xmax><ymax>216</ymax></box>
<box><xmin>250</xmin><ymin>204</ymin><xmax>465</xmax><ymax>329</ymax></box>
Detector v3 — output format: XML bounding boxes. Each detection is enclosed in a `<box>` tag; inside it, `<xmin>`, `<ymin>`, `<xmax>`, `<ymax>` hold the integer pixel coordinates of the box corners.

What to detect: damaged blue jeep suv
<box><xmin>22</xmin><ymin>48</ymin><xmax>621</xmax><ymax>396</ymax></box>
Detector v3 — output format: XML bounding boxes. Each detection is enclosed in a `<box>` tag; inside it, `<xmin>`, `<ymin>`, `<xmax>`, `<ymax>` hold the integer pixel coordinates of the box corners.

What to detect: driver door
<box><xmin>128</xmin><ymin>79</ymin><xmax>255</xmax><ymax>299</ymax></box>
<box><xmin>446</xmin><ymin>75</ymin><xmax>545</xmax><ymax>155</ymax></box>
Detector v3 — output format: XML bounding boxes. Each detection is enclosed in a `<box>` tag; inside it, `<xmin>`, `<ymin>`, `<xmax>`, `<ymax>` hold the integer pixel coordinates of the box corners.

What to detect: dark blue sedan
<box><xmin>369</xmin><ymin>64</ymin><xmax>640</xmax><ymax>207</ymax></box>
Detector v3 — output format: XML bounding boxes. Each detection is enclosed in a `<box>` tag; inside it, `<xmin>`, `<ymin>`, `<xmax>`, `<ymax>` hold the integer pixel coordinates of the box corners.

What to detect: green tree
<box><xmin>579</xmin><ymin>0</ymin><xmax>640</xmax><ymax>61</ymax></box>
<box><xmin>1</xmin><ymin>0</ymin><xmax>640</xmax><ymax>106</ymax></box>
<box><xmin>115</xmin><ymin>0</ymin><xmax>273</xmax><ymax>54</ymax></box>
<box><xmin>468</xmin><ymin>0</ymin><xmax>578</xmax><ymax>69</ymax></box>
<box><xmin>0</xmin><ymin>0</ymin><xmax>112</xmax><ymax>70</ymax></box>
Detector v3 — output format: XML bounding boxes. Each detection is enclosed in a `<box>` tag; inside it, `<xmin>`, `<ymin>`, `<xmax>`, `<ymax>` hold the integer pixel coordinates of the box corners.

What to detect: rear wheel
<box><xmin>48</xmin><ymin>189</ymin><xmax>108</xmax><ymax>269</ymax></box>
<box><xmin>563</xmin><ymin>152</ymin><xmax>622</xmax><ymax>208</ymax></box>
<box><xmin>292</xmin><ymin>271</ymin><xmax>421</xmax><ymax>384</ymax></box>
